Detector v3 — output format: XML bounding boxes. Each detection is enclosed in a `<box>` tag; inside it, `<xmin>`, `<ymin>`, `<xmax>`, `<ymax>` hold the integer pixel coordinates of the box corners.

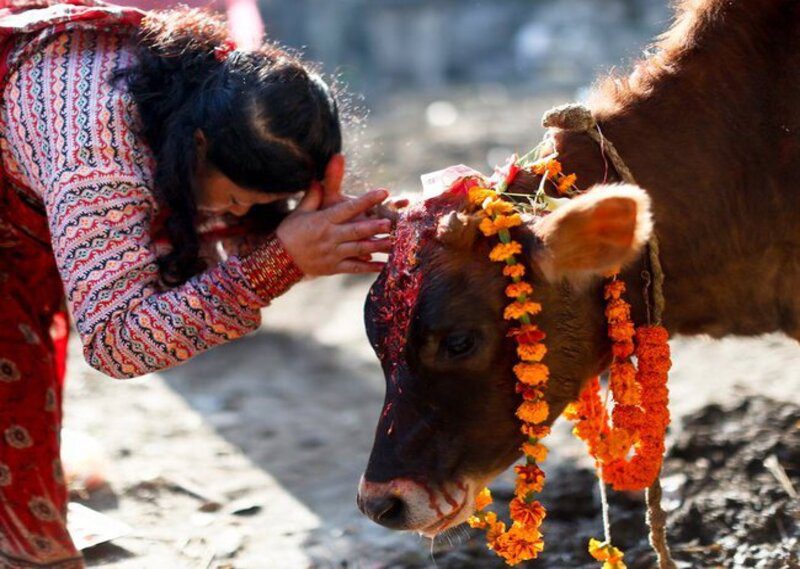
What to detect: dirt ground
<box><xmin>62</xmin><ymin>93</ymin><xmax>800</xmax><ymax>568</ymax></box>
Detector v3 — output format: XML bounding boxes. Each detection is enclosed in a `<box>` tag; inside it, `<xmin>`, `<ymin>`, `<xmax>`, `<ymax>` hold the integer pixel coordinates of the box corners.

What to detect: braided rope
<box><xmin>542</xmin><ymin>103</ymin><xmax>675</xmax><ymax>569</ymax></box>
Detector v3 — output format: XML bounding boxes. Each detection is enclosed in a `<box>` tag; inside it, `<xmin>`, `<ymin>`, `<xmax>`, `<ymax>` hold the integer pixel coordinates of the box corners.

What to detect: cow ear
<box><xmin>532</xmin><ymin>184</ymin><xmax>653</xmax><ymax>282</ymax></box>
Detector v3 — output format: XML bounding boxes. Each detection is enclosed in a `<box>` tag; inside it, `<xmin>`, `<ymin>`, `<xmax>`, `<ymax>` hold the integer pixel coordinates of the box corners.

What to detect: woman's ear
<box><xmin>194</xmin><ymin>129</ymin><xmax>208</xmax><ymax>159</ymax></box>
<box><xmin>532</xmin><ymin>184</ymin><xmax>653</xmax><ymax>282</ymax></box>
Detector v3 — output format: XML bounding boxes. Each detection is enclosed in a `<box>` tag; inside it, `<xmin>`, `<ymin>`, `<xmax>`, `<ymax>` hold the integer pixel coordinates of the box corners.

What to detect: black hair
<box><xmin>115</xmin><ymin>8</ymin><xmax>341</xmax><ymax>284</ymax></box>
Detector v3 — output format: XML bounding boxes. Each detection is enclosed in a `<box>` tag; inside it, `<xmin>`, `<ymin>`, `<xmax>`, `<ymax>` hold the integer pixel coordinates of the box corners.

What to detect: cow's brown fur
<box><xmin>360</xmin><ymin>0</ymin><xmax>800</xmax><ymax>530</ymax></box>
<box><xmin>571</xmin><ymin>0</ymin><xmax>800</xmax><ymax>339</ymax></box>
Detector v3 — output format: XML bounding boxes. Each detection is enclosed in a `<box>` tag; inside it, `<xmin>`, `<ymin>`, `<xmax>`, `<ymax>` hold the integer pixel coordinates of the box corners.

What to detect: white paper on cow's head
<box><xmin>420</xmin><ymin>164</ymin><xmax>482</xmax><ymax>199</ymax></box>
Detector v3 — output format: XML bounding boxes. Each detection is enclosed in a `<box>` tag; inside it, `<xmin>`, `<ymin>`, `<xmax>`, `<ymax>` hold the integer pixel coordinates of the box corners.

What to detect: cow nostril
<box><xmin>364</xmin><ymin>495</ymin><xmax>406</xmax><ymax>529</ymax></box>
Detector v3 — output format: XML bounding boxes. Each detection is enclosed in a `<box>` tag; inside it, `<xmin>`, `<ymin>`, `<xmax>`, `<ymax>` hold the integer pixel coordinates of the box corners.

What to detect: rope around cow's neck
<box><xmin>542</xmin><ymin>103</ymin><xmax>676</xmax><ymax>569</ymax></box>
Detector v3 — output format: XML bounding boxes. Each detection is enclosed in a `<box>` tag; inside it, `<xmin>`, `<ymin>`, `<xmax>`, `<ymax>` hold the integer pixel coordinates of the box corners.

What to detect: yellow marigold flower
<box><xmin>521</xmin><ymin>442</ymin><xmax>548</xmax><ymax>462</ymax></box>
<box><xmin>557</xmin><ymin>173</ymin><xmax>577</xmax><ymax>194</ymax></box>
<box><xmin>467</xmin><ymin>515</ymin><xmax>487</xmax><ymax>529</ymax></box>
<box><xmin>484</xmin><ymin>199</ymin><xmax>515</xmax><ymax>216</ymax></box>
<box><xmin>479</xmin><ymin>217</ymin><xmax>498</xmax><ymax>237</ymax></box>
<box><xmin>475</xmin><ymin>487</ymin><xmax>492</xmax><ymax>511</ymax></box>
<box><xmin>563</xmin><ymin>402</ymin><xmax>580</xmax><ymax>420</ymax></box>
<box><xmin>589</xmin><ymin>539</ymin><xmax>626</xmax><ymax>568</ymax></box>
<box><xmin>489</xmin><ymin>241</ymin><xmax>522</xmax><ymax>262</ymax></box>
<box><xmin>504</xmin><ymin>301</ymin><xmax>542</xmax><ymax>320</ymax></box>
<box><xmin>517</xmin><ymin>342</ymin><xmax>547</xmax><ymax>362</ymax></box>
<box><xmin>505</xmin><ymin>281</ymin><xmax>533</xmax><ymax>298</ymax></box>
<box><xmin>503</xmin><ymin>264</ymin><xmax>526</xmax><ymax>278</ymax></box>
<box><xmin>514</xmin><ymin>362</ymin><xmax>549</xmax><ymax>386</ymax></box>
<box><xmin>516</xmin><ymin>400</ymin><xmax>549</xmax><ymax>425</ymax></box>
<box><xmin>468</xmin><ymin>187</ymin><xmax>496</xmax><ymax>206</ymax></box>
<box><xmin>492</xmin><ymin>213</ymin><xmax>522</xmax><ymax>230</ymax></box>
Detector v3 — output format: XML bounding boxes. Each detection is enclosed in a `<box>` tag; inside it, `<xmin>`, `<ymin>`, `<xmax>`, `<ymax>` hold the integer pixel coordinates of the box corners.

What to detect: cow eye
<box><xmin>440</xmin><ymin>331</ymin><xmax>477</xmax><ymax>359</ymax></box>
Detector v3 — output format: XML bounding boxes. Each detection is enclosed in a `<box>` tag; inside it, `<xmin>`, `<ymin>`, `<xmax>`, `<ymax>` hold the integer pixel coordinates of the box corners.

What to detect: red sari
<box><xmin>0</xmin><ymin>3</ymin><xmax>139</xmax><ymax>567</ymax></box>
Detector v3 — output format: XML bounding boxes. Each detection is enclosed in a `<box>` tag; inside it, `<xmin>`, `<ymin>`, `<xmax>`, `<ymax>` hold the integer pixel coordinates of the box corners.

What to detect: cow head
<box><xmin>358</xmin><ymin>175</ymin><xmax>653</xmax><ymax>536</ymax></box>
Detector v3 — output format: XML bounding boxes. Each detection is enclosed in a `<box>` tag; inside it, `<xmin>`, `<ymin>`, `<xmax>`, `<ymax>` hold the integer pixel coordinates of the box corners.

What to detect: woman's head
<box><xmin>118</xmin><ymin>8</ymin><xmax>341</xmax><ymax>283</ymax></box>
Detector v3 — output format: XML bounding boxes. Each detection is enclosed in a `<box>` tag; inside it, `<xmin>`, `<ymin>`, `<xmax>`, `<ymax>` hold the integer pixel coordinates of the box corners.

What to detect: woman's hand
<box><xmin>276</xmin><ymin>185</ymin><xmax>392</xmax><ymax>276</ymax></box>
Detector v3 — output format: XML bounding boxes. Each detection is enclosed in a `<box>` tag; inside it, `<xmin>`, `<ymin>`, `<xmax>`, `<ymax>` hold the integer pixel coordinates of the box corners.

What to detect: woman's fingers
<box><xmin>335</xmin><ymin>259</ymin><xmax>385</xmax><ymax>274</ymax></box>
<box><xmin>335</xmin><ymin>218</ymin><xmax>391</xmax><ymax>242</ymax></box>
<box><xmin>337</xmin><ymin>238</ymin><xmax>393</xmax><ymax>258</ymax></box>
<box><xmin>326</xmin><ymin>189</ymin><xmax>388</xmax><ymax>223</ymax></box>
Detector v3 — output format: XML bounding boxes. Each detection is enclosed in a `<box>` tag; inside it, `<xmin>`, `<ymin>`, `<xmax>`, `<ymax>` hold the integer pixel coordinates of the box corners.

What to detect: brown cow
<box><xmin>358</xmin><ymin>0</ymin><xmax>800</xmax><ymax>536</ymax></box>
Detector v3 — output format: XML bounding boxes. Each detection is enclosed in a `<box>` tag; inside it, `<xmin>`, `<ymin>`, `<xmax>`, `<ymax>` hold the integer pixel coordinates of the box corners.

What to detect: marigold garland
<box><xmin>564</xmin><ymin>278</ymin><xmax>672</xmax><ymax>566</ymax></box>
<box><xmin>451</xmin><ymin>152</ymin><xmax>671</xmax><ymax>568</ymax></box>
<box><xmin>465</xmin><ymin>174</ymin><xmax>552</xmax><ymax>565</ymax></box>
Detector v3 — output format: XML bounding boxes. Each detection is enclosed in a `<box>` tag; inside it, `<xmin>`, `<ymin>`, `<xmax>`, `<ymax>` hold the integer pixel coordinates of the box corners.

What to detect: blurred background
<box><xmin>64</xmin><ymin>1</ymin><xmax>800</xmax><ymax>568</ymax></box>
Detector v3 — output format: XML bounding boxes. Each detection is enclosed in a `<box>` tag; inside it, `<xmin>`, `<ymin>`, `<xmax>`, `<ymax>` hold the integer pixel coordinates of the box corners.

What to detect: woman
<box><xmin>0</xmin><ymin>1</ymin><xmax>392</xmax><ymax>566</ymax></box>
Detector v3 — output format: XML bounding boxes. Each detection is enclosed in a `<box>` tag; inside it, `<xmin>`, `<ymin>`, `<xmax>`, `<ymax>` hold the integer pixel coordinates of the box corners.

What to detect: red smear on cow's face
<box><xmin>363</xmin><ymin>179</ymin><xmax>483</xmax><ymax>482</ymax></box>
<box><xmin>368</xmin><ymin>178</ymin><xmax>483</xmax><ymax>388</ymax></box>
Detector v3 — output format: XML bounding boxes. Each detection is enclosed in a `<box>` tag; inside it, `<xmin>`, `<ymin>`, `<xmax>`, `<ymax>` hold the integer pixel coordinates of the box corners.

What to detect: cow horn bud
<box><xmin>436</xmin><ymin>211</ymin><xmax>478</xmax><ymax>248</ymax></box>
<box><xmin>372</xmin><ymin>202</ymin><xmax>404</xmax><ymax>228</ymax></box>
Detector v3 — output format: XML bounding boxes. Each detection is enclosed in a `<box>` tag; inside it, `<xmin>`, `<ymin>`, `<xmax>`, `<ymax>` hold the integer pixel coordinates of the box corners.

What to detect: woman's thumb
<box><xmin>295</xmin><ymin>182</ymin><xmax>323</xmax><ymax>213</ymax></box>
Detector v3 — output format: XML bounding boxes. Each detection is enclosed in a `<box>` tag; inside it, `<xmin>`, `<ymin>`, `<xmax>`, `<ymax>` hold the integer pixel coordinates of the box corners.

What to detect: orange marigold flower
<box><xmin>521</xmin><ymin>442</ymin><xmax>548</xmax><ymax>462</ymax></box>
<box><xmin>516</xmin><ymin>400</ymin><xmax>549</xmax><ymax>424</ymax></box>
<box><xmin>468</xmin><ymin>187</ymin><xmax>496</xmax><ymax>206</ymax></box>
<box><xmin>492</xmin><ymin>213</ymin><xmax>522</xmax><ymax>230</ymax></box>
<box><xmin>514</xmin><ymin>362</ymin><xmax>549</xmax><ymax>386</ymax></box>
<box><xmin>531</xmin><ymin>158</ymin><xmax>562</xmax><ymax>178</ymax></box>
<box><xmin>636</xmin><ymin>325</ymin><xmax>669</xmax><ymax>345</ymax></box>
<box><xmin>484</xmin><ymin>199</ymin><xmax>515</xmax><ymax>217</ymax></box>
<box><xmin>521</xmin><ymin>424</ymin><xmax>551</xmax><ymax>439</ymax></box>
<box><xmin>604</xmin><ymin>280</ymin><xmax>626</xmax><ymax>300</ymax></box>
<box><xmin>605</xmin><ymin>298</ymin><xmax>631</xmax><ymax>324</ymax></box>
<box><xmin>517</xmin><ymin>342</ymin><xmax>547</xmax><ymax>362</ymax></box>
<box><xmin>479</xmin><ymin>217</ymin><xmax>499</xmax><ymax>237</ymax></box>
<box><xmin>503</xmin><ymin>264</ymin><xmax>526</xmax><ymax>279</ymax></box>
<box><xmin>493</xmin><ymin>523</ymin><xmax>544</xmax><ymax>565</ymax></box>
<box><xmin>504</xmin><ymin>301</ymin><xmax>542</xmax><ymax>320</ymax></box>
<box><xmin>474</xmin><ymin>487</ymin><xmax>492</xmax><ymax>512</ymax></box>
<box><xmin>609</xmin><ymin>321</ymin><xmax>635</xmax><ymax>343</ymax></box>
<box><xmin>486</xmin><ymin>516</ymin><xmax>506</xmax><ymax>544</ymax></box>
<box><xmin>612</xmin><ymin>340</ymin><xmax>635</xmax><ymax>360</ymax></box>
<box><xmin>489</xmin><ymin>241</ymin><xmax>522</xmax><ymax>262</ymax></box>
<box><xmin>609</xmin><ymin>361</ymin><xmax>639</xmax><ymax>405</ymax></box>
<box><xmin>557</xmin><ymin>173</ymin><xmax>577</xmax><ymax>194</ymax></box>
<box><xmin>509</xmin><ymin>498</ymin><xmax>547</xmax><ymax>527</ymax></box>
<box><xmin>505</xmin><ymin>281</ymin><xmax>533</xmax><ymax>298</ymax></box>
<box><xmin>599</xmin><ymin>429</ymin><xmax>637</xmax><ymax>462</ymax></box>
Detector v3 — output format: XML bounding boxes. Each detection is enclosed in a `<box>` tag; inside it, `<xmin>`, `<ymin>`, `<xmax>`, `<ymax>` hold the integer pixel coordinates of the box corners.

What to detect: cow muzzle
<box><xmin>357</xmin><ymin>474</ymin><xmax>474</xmax><ymax>536</ymax></box>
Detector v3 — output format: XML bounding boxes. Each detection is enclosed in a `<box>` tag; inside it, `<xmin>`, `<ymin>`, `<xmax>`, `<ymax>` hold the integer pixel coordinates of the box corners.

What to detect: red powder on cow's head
<box><xmin>369</xmin><ymin>177</ymin><xmax>484</xmax><ymax>387</ymax></box>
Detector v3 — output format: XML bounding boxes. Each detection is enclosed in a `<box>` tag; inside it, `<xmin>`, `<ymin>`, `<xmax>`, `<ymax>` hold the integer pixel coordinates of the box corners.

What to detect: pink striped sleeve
<box><xmin>2</xmin><ymin>29</ymin><xmax>302</xmax><ymax>378</ymax></box>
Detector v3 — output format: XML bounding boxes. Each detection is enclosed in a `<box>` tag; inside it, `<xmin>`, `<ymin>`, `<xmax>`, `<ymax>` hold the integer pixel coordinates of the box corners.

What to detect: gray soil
<box><xmin>63</xmin><ymin>92</ymin><xmax>800</xmax><ymax>568</ymax></box>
